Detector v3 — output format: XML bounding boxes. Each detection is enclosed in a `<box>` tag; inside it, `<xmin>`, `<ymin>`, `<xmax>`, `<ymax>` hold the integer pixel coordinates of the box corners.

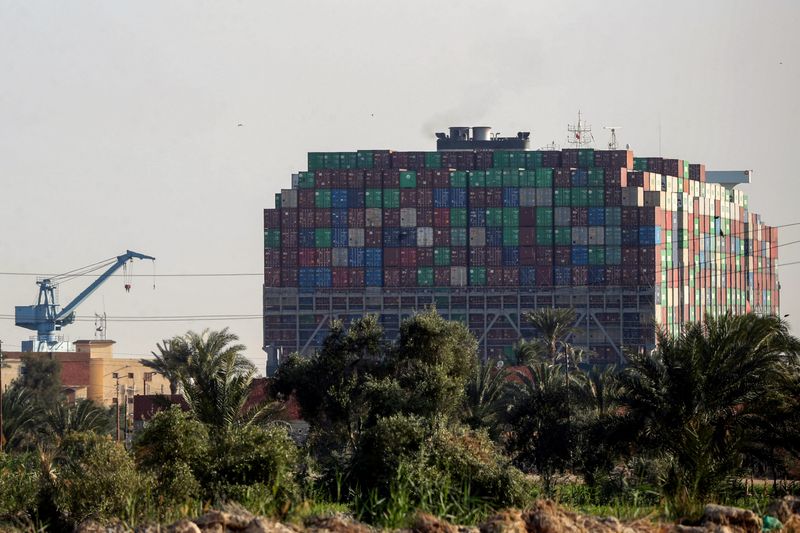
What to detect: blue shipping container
<box><xmin>331</xmin><ymin>209</ymin><xmax>348</xmax><ymax>228</ymax></box>
<box><xmin>299</xmin><ymin>229</ymin><xmax>315</xmax><ymax>247</ymax></box>
<box><xmin>571</xmin><ymin>246</ymin><xmax>589</xmax><ymax>265</ymax></box>
<box><xmin>399</xmin><ymin>228</ymin><xmax>417</xmax><ymax>246</ymax></box>
<box><xmin>571</xmin><ymin>169</ymin><xmax>588</xmax><ymax>186</ymax></box>
<box><xmin>554</xmin><ymin>267</ymin><xmax>571</xmax><ymax>286</ymax></box>
<box><xmin>589</xmin><ymin>266</ymin><xmax>605</xmax><ymax>285</ymax></box>
<box><xmin>315</xmin><ymin>268</ymin><xmax>332</xmax><ymax>287</ymax></box>
<box><xmin>332</xmin><ymin>228</ymin><xmax>349</xmax><ymax>247</ymax></box>
<box><xmin>469</xmin><ymin>208</ymin><xmax>486</xmax><ymax>226</ymax></box>
<box><xmin>588</xmin><ymin>207</ymin><xmax>605</xmax><ymax>225</ymax></box>
<box><xmin>365</xmin><ymin>248</ymin><xmax>382</xmax><ymax>267</ymax></box>
<box><xmin>639</xmin><ymin>226</ymin><xmax>661</xmax><ymax>245</ymax></box>
<box><xmin>348</xmin><ymin>247</ymin><xmax>365</xmax><ymax>267</ymax></box>
<box><xmin>433</xmin><ymin>188</ymin><xmax>450</xmax><ymax>208</ymax></box>
<box><xmin>502</xmin><ymin>247</ymin><xmax>520</xmax><ymax>266</ymax></box>
<box><xmin>365</xmin><ymin>268</ymin><xmax>383</xmax><ymax>286</ymax></box>
<box><xmin>520</xmin><ymin>267</ymin><xmax>536</xmax><ymax>285</ymax></box>
<box><xmin>486</xmin><ymin>228</ymin><xmax>503</xmax><ymax>247</ymax></box>
<box><xmin>332</xmin><ymin>189</ymin><xmax>348</xmax><ymax>209</ymax></box>
<box><xmin>450</xmin><ymin>188</ymin><xmax>467</xmax><ymax>207</ymax></box>
<box><xmin>384</xmin><ymin>228</ymin><xmax>401</xmax><ymax>247</ymax></box>
<box><xmin>347</xmin><ymin>190</ymin><xmax>364</xmax><ymax>208</ymax></box>
<box><xmin>299</xmin><ymin>268</ymin><xmax>316</xmax><ymax>287</ymax></box>
<box><xmin>502</xmin><ymin>188</ymin><xmax>520</xmax><ymax>207</ymax></box>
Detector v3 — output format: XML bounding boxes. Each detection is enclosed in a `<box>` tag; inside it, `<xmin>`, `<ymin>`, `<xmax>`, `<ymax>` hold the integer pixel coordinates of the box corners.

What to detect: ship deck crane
<box><xmin>14</xmin><ymin>250</ymin><xmax>155</xmax><ymax>352</ymax></box>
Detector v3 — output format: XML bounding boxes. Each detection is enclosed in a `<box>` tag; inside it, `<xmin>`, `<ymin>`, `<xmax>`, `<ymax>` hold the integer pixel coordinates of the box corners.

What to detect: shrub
<box><xmin>0</xmin><ymin>452</ymin><xmax>40</xmax><ymax>519</ymax></box>
<box><xmin>52</xmin><ymin>431</ymin><xmax>143</xmax><ymax>525</ymax></box>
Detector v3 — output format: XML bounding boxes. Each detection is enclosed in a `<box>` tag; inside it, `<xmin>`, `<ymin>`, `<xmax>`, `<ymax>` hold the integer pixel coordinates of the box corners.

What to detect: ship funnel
<box><xmin>472</xmin><ymin>126</ymin><xmax>492</xmax><ymax>141</ymax></box>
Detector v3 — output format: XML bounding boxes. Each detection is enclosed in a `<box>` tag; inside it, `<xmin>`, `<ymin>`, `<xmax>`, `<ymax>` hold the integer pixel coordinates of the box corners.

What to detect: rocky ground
<box><xmin>74</xmin><ymin>496</ymin><xmax>800</xmax><ymax>533</ymax></box>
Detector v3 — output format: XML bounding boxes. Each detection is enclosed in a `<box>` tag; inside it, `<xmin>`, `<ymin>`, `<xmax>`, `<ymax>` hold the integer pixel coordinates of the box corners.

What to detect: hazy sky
<box><xmin>1</xmin><ymin>1</ymin><xmax>798</xmax><ymax>374</ymax></box>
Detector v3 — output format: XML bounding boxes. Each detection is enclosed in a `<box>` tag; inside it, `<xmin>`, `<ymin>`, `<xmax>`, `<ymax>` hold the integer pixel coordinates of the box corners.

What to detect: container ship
<box><xmin>263</xmin><ymin>125</ymin><xmax>778</xmax><ymax>372</ymax></box>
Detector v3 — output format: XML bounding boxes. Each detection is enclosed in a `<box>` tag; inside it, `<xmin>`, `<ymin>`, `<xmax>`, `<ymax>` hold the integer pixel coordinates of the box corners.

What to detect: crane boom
<box><xmin>14</xmin><ymin>250</ymin><xmax>155</xmax><ymax>352</ymax></box>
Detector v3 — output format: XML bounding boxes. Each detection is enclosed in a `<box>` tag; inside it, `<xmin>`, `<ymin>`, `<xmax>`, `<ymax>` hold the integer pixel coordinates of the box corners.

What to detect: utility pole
<box><xmin>0</xmin><ymin>339</ymin><xmax>4</xmax><ymax>451</ymax></box>
<box><xmin>113</xmin><ymin>373</ymin><xmax>120</xmax><ymax>442</ymax></box>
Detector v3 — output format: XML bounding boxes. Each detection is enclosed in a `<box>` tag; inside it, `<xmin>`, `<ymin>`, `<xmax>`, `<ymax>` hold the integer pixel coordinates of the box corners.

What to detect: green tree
<box><xmin>0</xmin><ymin>387</ymin><xmax>40</xmax><ymax>451</ymax></box>
<box><xmin>463</xmin><ymin>359</ymin><xmax>509</xmax><ymax>435</ymax></box>
<box><xmin>13</xmin><ymin>353</ymin><xmax>63</xmax><ymax>405</ymax></box>
<box><xmin>618</xmin><ymin>313</ymin><xmax>800</xmax><ymax>512</ymax></box>
<box><xmin>523</xmin><ymin>307</ymin><xmax>577</xmax><ymax>363</ymax></box>
<box><xmin>142</xmin><ymin>336</ymin><xmax>191</xmax><ymax>395</ymax></box>
<box><xmin>43</xmin><ymin>399</ymin><xmax>111</xmax><ymax>442</ymax></box>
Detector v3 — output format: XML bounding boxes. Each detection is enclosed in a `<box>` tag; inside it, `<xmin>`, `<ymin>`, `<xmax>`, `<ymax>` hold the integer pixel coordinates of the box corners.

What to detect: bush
<box><xmin>52</xmin><ymin>431</ymin><xmax>143</xmax><ymax>525</ymax></box>
<box><xmin>0</xmin><ymin>452</ymin><xmax>40</xmax><ymax>519</ymax></box>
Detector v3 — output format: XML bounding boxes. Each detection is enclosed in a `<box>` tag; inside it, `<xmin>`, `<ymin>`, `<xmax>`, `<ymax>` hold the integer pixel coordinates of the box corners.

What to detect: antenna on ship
<box><xmin>603</xmin><ymin>126</ymin><xmax>621</xmax><ymax>150</ymax></box>
<box><xmin>541</xmin><ymin>140</ymin><xmax>560</xmax><ymax>150</ymax></box>
<box><xmin>567</xmin><ymin>110</ymin><xmax>594</xmax><ymax>147</ymax></box>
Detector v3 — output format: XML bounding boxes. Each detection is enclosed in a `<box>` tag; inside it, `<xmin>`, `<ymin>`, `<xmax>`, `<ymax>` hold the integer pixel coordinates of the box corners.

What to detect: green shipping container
<box><xmin>341</xmin><ymin>152</ymin><xmax>358</xmax><ymax>169</ymax></box>
<box><xmin>502</xmin><ymin>169</ymin><xmax>520</xmax><ymax>187</ymax></box>
<box><xmin>605</xmin><ymin>207</ymin><xmax>621</xmax><ymax>226</ymax></box>
<box><xmin>606</xmin><ymin>246</ymin><xmax>621</xmax><ymax>265</ymax></box>
<box><xmin>605</xmin><ymin>226</ymin><xmax>622</xmax><ymax>246</ymax></box>
<box><xmin>577</xmin><ymin>149</ymin><xmax>594</xmax><ymax>167</ymax></box>
<box><xmin>315</xmin><ymin>228</ymin><xmax>331</xmax><ymax>248</ymax></box>
<box><xmin>486</xmin><ymin>169</ymin><xmax>503</xmax><ymax>187</ymax></box>
<box><xmin>469</xmin><ymin>171</ymin><xmax>486</xmax><ymax>188</ymax></box>
<box><xmin>536</xmin><ymin>226</ymin><xmax>554</xmax><ymax>245</ymax></box>
<box><xmin>451</xmin><ymin>171</ymin><xmax>467</xmax><ymax>188</ymax></box>
<box><xmin>418</xmin><ymin>267</ymin><xmax>434</xmax><ymax>286</ymax></box>
<box><xmin>526</xmin><ymin>151</ymin><xmax>543</xmax><ymax>169</ymax></box>
<box><xmin>503</xmin><ymin>207</ymin><xmax>519</xmax><ymax>226</ymax></box>
<box><xmin>357</xmin><ymin>151</ymin><xmax>374</xmax><ymax>169</ymax></box>
<box><xmin>274</xmin><ymin>193</ymin><xmax>281</xmax><ymax>207</ymax></box>
<box><xmin>383</xmin><ymin>189</ymin><xmax>400</xmax><ymax>208</ymax></box>
<box><xmin>297</xmin><ymin>172</ymin><xmax>314</xmax><ymax>189</ymax></box>
<box><xmin>587</xmin><ymin>188</ymin><xmax>604</xmax><ymax>207</ymax></box>
<box><xmin>588</xmin><ymin>168</ymin><xmax>605</xmax><ymax>187</ymax></box>
<box><xmin>493</xmin><ymin>152</ymin><xmax>511</xmax><ymax>168</ymax></box>
<box><xmin>520</xmin><ymin>170</ymin><xmax>537</xmax><ymax>187</ymax></box>
<box><xmin>450</xmin><ymin>208</ymin><xmax>467</xmax><ymax>227</ymax></box>
<box><xmin>536</xmin><ymin>207</ymin><xmax>553</xmax><ymax>226</ymax></box>
<box><xmin>425</xmin><ymin>152</ymin><xmax>442</xmax><ymax>169</ymax></box>
<box><xmin>315</xmin><ymin>190</ymin><xmax>332</xmax><ymax>208</ymax></box>
<box><xmin>434</xmin><ymin>247</ymin><xmax>450</xmax><ymax>266</ymax></box>
<box><xmin>323</xmin><ymin>153</ymin><xmax>341</xmax><ymax>169</ymax></box>
<box><xmin>400</xmin><ymin>170</ymin><xmax>417</xmax><ymax>188</ymax></box>
<box><xmin>469</xmin><ymin>267</ymin><xmax>487</xmax><ymax>286</ymax></box>
<box><xmin>365</xmin><ymin>189</ymin><xmax>382</xmax><ymax>208</ymax></box>
<box><xmin>503</xmin><ymin>227</ymin><xmax>519</xmax><ymax>246</ymax></box>
<box><xmin>572</xmin><ymin>187</ymin><xmax>588</xmax><ymax>207</ymax></box>
<box><xmin>634</xmin><ymin>158</ymin><xmax>648</xmax><ymax>171</ymax></box>
<box><xmin>508</xmin><ymin>151</ymin><xmax>526</xmax><ymax>169</ymax></box>
<box><xmin>588</xmin><ymin>247</ymin><xmax>605</xmax><ymax>265</ymax></box>
<box><xmin>554</xmin><ymin>189</ymin><xmax>571</xmax><ymax>207</ymax></box>
<box><xmin>535</xmin><ymin>168</ymin><xmax>554</xmax><ymax>188</ymax></box>
<box><xmin>486</xmin><ymin>208</ymin><xmax>503</xmax><ymax>226</ymax></box>
<box><xmin>308</xmin><ymin>152</ymin><xmax>325</xmax><ymax>170</ymax></box>
<box><xmin>264</xmin><ymin>229</ymin><xmax>281</xmax><ymax>248</ymax></box>
<box><xmin>451</xmin><ymin>228</ymin><xmax>467</xmax><ymax>246</ymax></box>
<box><xmin>554</xmin><ymin>227</ymin><xmax>572</xmax><ymax>245</ymax></box>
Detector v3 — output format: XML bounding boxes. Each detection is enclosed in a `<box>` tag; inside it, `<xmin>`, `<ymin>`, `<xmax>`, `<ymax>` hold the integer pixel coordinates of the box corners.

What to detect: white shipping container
<box><xmin>572</xmin><ymin>226</ymin><xmax>588</xmax><ymax>245</ymax></box>
<box><xmin>348</xmin><ymin>228</ymin><xmax>365</xmax><ymax>247</ymax></box>
<box><xmin>588</xmin><ymin>226</ymin><xmax>604</xmax><ymax>245</ymax></box>
<box><xmin>536</xmin><ymin>188</ymin><xmax>553</xmax><ymax>207</ymax></box>
<box><xmin>554</xmin><ymin>207</ymin><xmax>571</xmax><ymax>226</ymax></box>
<box><xmin>520</xmin><ymin>188</ymin><xmax>536</xmax><ymax>207</ymax></box>
<box><xmin>365</xmin><ymin>208</ymin><xmax>382</xmax><ymax>227</ymax></box>
<box><xmin>332</xmin><ymin>248</ymin><xmax>348</xmax><ymax>267</ymax></box>
<box><xmin>400</xmin><ymin>208</ymin><xmax>417</xmax><ymax>227</ymax></box>
<box><xmin>417</xmin><ymin>227</ymin><xmax>434</xmax><ymax>247</ymax></box>
<box><xmin>621</xmin><ymin>187</ymin><xmax>643</xmax><ymax>207</ymax></box>
<box><xmin>469</xmin><ymin>227</ymin><xmax>486</xmax><ymax>247</ymax></box>
<box><xmin>450</xmin><ymin>267</ymin><xmax>467</xmax><ymax>287</ymax></box>
<box><xmin>281</xmin><ymin>189</ymin><xmax>298</xmax><ymax>208</ymax></box>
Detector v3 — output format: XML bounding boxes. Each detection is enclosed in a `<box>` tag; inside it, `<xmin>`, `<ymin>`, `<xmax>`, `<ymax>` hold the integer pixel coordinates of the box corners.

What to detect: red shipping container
<box><xmin>520</xmin><ymin>227</ymin><xmax>535</xmax><ymax>246</ymax></box>
<box><xmin>365</xmin><ymin>229</ymin><xmax>382</xmax><ymax>246</ymax></box>
<box><xmin>384</xmin><ymin>268</ymin><xmax>401</xmax><ymax>287</ymax></box>
<box><xmin>639</xmin><ymin>247</ymin><xmax>656</xmax><ymax>266</ymax></box>
<box><xmin>554</xmin><ymin>246</ymin><xmax>571</xmax><ymax>266</ymax></box>
<box><xmin>604</xmin><ymin>188</ymin><xmax>622</xmax><ymax>206</ymax></box>
<box><xmin>418</xmin><ymin>188</ymin><xmax>433</xmax><ymax>207</ymax></box>
<box><xmin>315</xmin><ymin>249</ymin><xmax>331</xmax><ymax>267</ymax></box>
<box><xmin>314</xmin><ymin>170</ymin><xmax>331</xmax><ymax>188</ymax></box>
<box><xmin>434</xmin><ymin>208</ymin><xmax>450</xmax><ymax>227</ymax></box>
<box><xmin>417</xmin><ymin>173</ymin><xmax>433</xmax><ymax>188</ymax></box>
<box><xmin>487</xmin><ymin>267</ymin><xmax>504</xmax><ymax>287</ymax></box>
<box><xmin>639</xmin><ymin>268</ymin><xmax>656</xmax><ymax>285</ymax></box>
<box><xmin>561</xmin><ymin>149</ymin><xmax>579</xmax><ymax>168</ymax></box>
<box><xmin>400</xmin><ymin>248</ymin><xmax>417</xmax><ymax>267</ymax></box>
<box><xmin>572</xmin><ymin>266</ymin><xmax>588</xmax><ymax>286</ymax></box>
<box><xmin>621</xmin><ymin>207</ymin><xmax>639</xmax><ymax>226</ymax></box>
<box><xmin>435</xmin><ymin>267</ymin><xmax>450</xmax><ymax>286</ymax></box>
<box><xmin>332</xmin><ymin>268</ymin><xmax>349</xmax><ymax>288</ymax></box>
<box><xmin>264</xmin><ymin>269</ymin><xmax>280</xmax><ymax>287</ymax></box>
<box><xmin>605</xmin><ymin>266</ymin><xmax>622</xmax><ymax>285</ymax></box>
<box><xmin>400</xmin><ymin>189</ymin><xmax>417</xmax><ymax>207</ymax></box>
<box><xmin>382</xmin><ymin>169</ymin><xmax>400</xmax><ymax>187</ymax></box>
<box><xmin>400</xmin><ymin>268</ymin><xmax>416</xmax><ymax>287</ymax></box>
<box><xmin>330</xmin><ymin>171</ymin><xmax>348</xmax><ymax>188</ymax></box>
<box><xmin>469</xmin><ymin>247</ymin><xmax>486</xmax><ymax>266</ymax></box>
<box><xmin>349</xmin><ymin>268</ymin><xmax>364</xmax><ymax>287</ymax></box>
<box><xmin>299</xmin><ymin>209</ymin><xmax>315</xmax><ymax>228</ymax></box>
<box><xmin>520</xmin><ymin>246</ymin><xmax>536</xmax><ymax>265</ymax></box>
<box><xmin>281</xmin><ymin>269</ymin><xmax>298</xmax><ymax>286</ymax></box>
<box><xmin>265</xmin><ymin>249</ymin><xmax>281</xmax><ymax>268</ymax></box>
<box><xmin>440</xmin><ymin>152</ymin><xmax>457</xmax><ymax>169</ymax></box>
<box><xmin>432</xmin><ymin>170</ymin><xmax>450</xmax><ymax>187</ymax></box>
<box><xmin>554</xmin><ymin>168</ymin><xmax>571</xmax><ymax>186</ymax></box>
<box><xmin>434</xmin><ymin>228</ymin><xmax>450</xmax><ymax>246</ymax></box>
<box><xmin>535</xmin><ymin>246</ymin><xmax>553</xmax><ymax>266</ymax></box>
<box><xmin>536</xmin><ymin>266</ymin><xmax>553</xmax><ymax>286</ymax></box>
<box><xmin>486</xmin><ymin>247</ymin><xmax>502</xmax><ymax>266</ymax></box>
<box><xmin>348</xmin><ymin>208</ymin><xmax>365</xmax><ymax>227</ymax></box>
<box><xmin>299</xmin><ymin>248</ymin><xmax>315</xmax><ymax>267</ymax></box>
<box><xmin>594</xmin><ymin>150</ymin><xmax>611</xmax><ymax>167</ymax></box>
<box><xmin>485</xmin><ymin>188</ymin><xmax>503</xmax><ymax>207</ymax></box>
<box><xmin>281</xmin><ymin>249</ymin><xmax>297</xmax><ymax>267</ymax></box>
<box><xmin>417</xmin><ymin>208</ymin><xmax>433</xmax><ymax>227</ymax></box>
<box><xmin>391</xmin><ymin>152</ymin><xmax>409</xmax><ymax>169</ymax></box>
<box><xmin>281</xmin><ymin>230</ymin><xmax>298</xmax><ymax>248</ymax></box>
<box><xmin>639</xmin><ymin>207</ymin><xmax>656</xmax><ymax>225</ymax></box>
<box><xmin>347</xmin><ymin>170</ymin><xmax>364</xmax><ymax>188</ymax></box>
<box><xmin>571</xmin><ymin>208</ymin><xmax>588</xmax><ymax>226</ymax></box>
<box><xmin>417</xmin><ymin>248</ymin><xmax>433</xmax><ymax>266</ymax></box>
<box><xmin>456</xmin><ymin>151</ymin><xmax>475</xmax><ymax>170</ymax></box>
<box><xmin>383</xmin><ymin>208</ymin><xmax>400</xmax><ymax>227</ymax></box>
<box><xmin>627</xmin><ymin>171</ymin><xmax>644</xmax><ymax>188</ymax></box>
<box><xmin>503</xmin><ymin>268</ymin><xmax>519</xmax><ymax>286</ymax></box>
<box><xmin>298</xmin><ymin>190</ymin><xmax>315</xmax><ymax>208</ymax></box>
<box><xmin>281</xmin><ymin>209</ymin><xmax>298</xmax><ymax>228</ymax></box>
<box><xmin>384</xmin><ymin>248</ymin><xmax>401</xmax><ymax>267</ymax></box>
<box><xmin>365</xmin><ymin>170</ymin><xmax>382</xmax><ymax>188</ymax></box>
<box><xmin>621</xmin><ymin>267</ymin><xmax>638</xmax><ymax>286</ymax></box>
<box><xmin>373</xmin><ymin>151</ymin><xmax>391</xmax><ymax>169</ymax></box>
<box><xmin>264</xmin><ymin>209</ymin><xmax>281</xmax><ymax>228</ymax></box>
<box><xmin>469</xmin><ymin>189</ymin><xmax>486</xmax><ymax>207</ymax></box>
<box><xmin>622</xmin><ymin>247</ymin><xmax>639</xmax><ymax>265</ymax></box>
<box><xmin>451</xmin><ymin>247</ymin><xmax>467</xmax><ymax>265</ymax></box>
<box><xmin>475</xmin><ymin>151</ymin><xmax>493</xmax><ymax>170</ymax></box>
<box><xmin>520</xmin><ymin>207</ymin><xmax>536</xmax><ymax>227</ymax></box>
<box><xmin>315</xmin><ymin>209</ymin><xmax>331</xmax><ymax>227</ymax></box>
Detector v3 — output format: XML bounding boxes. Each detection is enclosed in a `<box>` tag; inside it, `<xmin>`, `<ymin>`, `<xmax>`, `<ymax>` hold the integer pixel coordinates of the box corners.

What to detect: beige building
<box><xmin>1</xmin><ymin>340</ymin><xmax>172</xmax><ymax>406</ymax></box>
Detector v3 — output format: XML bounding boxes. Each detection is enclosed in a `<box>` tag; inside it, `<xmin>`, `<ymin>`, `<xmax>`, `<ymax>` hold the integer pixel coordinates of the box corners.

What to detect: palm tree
<box><xmin>618</xmin><ymin>313</ymin><xmax>800</xmax><ymax>510</ymax></box>
<box><xmin>181</xmin><ymin>328</ymin><xmax>277</xmax><ymax>429</ymax></box>
<box><xmin>142</xmin><ymin>336</ymin><xmax>191</xmax><ymax>395</ymax></box>
<box><xmin>1</xmin><ymin>386</ymin><xmax>41</xmax><ymax>450</ymax></box>
<box><xmin>463</xmin><ymin>359</ymin><xmax>510</xmax><ymax>434</ymax></box>
<box><xmin>523</xmin><ymin>307</ymin><xmax>577</xmax><ymax>363</ymax></box>
<box><xmin>43</xmin><ymin>399</ymin><xmax>111</xmax><ymax>441</ymax></box>
<box><xmin>577</xmin><ymin>365</ymin><xmax>621</xmax><ymax>418</ymax></box>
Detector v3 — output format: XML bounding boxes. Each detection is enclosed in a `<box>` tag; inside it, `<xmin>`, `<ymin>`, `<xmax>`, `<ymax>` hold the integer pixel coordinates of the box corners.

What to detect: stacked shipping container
<box><xmin>264</xmin><ymin>146</ymin><xmax>779</xmax><ymax>364</ymax></box>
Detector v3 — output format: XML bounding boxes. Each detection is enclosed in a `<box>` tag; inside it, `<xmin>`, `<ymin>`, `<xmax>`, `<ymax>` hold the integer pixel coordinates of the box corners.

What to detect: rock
<box><xmin>766</xmin><ymin>496</ymin><xmax>800</xmax><ymax>523</ymax></box>
<box><xmin>480</xmin><ymin>509</ymin><xmax>527</xmax><ymax>533</ymax></box>
<box><xmin>74</xmin><ymin>520</ymin><xmax>107</xmax><ymax>533</ymax></box>
<box><xmin>304</xmin><ymin>513</ymin><xmax>372</xmax><ymax>533</ymax></box>
<box><xmin>699</xmin><ymin>504</ymin><xmax>761</xmax><ymax>533</ymax></box>
<box><xmin>243</xmin><ymin>518</ymin><xmax>297</xmax><ymax>533</ymax></box>
<box><xmin>167</xmin><ymin>519</ymin><xmax>202</xmax><ymax>533</ymax></box>
<box><xmin>194</xmin><ymin>510</ymin><xmax>253</xmax><ymax>531</ymax></box>
<box><xmin>784</xmin><ymin>514</ymin><xmax>800</xmax><ymax>533</ymax></box>
<box><xmin>412</xmin><ymin>513</ymin><xmax>458</xmax><ymax>533</ymax></box>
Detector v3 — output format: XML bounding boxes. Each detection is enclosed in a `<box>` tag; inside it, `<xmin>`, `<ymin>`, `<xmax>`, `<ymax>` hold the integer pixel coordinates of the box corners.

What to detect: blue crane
<box><xmin>14</xmin><ymin>250</ymin><xmax>155</xmax><ymax>351</ymax></box>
